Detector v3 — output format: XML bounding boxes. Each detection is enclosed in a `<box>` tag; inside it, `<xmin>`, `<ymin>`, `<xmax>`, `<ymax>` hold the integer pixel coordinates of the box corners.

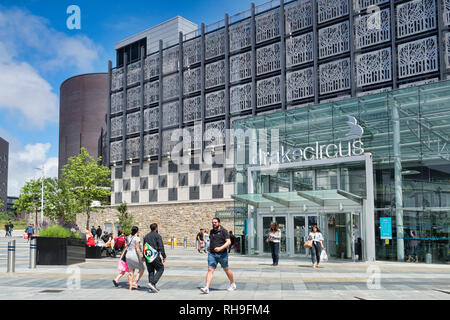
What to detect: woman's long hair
<box><xmin>312</xmin><ymin>225</ymin><xmax>321</xmax><ymax>233</ymax></box>
<box><xmin>270</xmin><ymin>222</ymin><xmax>280</xmax><ymax>232</ymax></box>
<box><xmin>131</xmin><ymin>226</ymin><xmax>139</xmax><ymax>236</ymax></box>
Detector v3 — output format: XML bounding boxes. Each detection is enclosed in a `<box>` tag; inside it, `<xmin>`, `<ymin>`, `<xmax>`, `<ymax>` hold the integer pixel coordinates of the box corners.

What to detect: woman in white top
<box><xmin>267</xmin><ymin>222</ymin><xmax>281</xmax><ymax>266</ymax></box>
<box><xmin>308</xmin><ymin>225</ymin><xmax>325</xmax><ymax>268</ymax></box>
<box><xmin>126</xmin><ymin>226</ymin><xmax>145</xmax><ymax>290</ymax></box>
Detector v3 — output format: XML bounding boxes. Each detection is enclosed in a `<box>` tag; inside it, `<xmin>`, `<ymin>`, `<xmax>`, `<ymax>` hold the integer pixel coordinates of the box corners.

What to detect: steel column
<box><xmin>312</xmin><ymin>0</ymin><xmax>319</xmax><ymax>104</ymax></box>
<box><xmin>279</xmin><ymin>0</ymin><xmax>286</xmax><ymax>110</ymax></box>
<box><xmin>106</xmin><ymin>60</ymin><xmax>112</xmax><ymax>167</ymax></box>
<box><xmin>122</xmin><ymin>52</ymin><xmax>128</xmax><ymax>172</ymax></box>
<box><xmin>200</xmin><ymin>23</ymin><xmax>206</xmax><ymax>162</ymax></box>
<box><xmin>251</xmin><ymin>3</ymin><xmax>257</xmax><ymax>115</ymax></box>
<box><xmin>225</xmin><ymin>14</ymin><xmax>231</xmax><ymax>150</ymax></box>
<box><xmin>158</xmin><ymin>40</ymin><xmax>163</xmax><ymax>167</ymax></box>
<box><xmin>140</xmin><ymin>46</ymin><xmax>145</xmax><ymax>169</ymax></box>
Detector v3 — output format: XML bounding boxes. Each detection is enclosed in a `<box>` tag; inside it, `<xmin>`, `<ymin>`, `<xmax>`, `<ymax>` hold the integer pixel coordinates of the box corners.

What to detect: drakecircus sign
<box><xmin>259</xmin><ymin>139</ymin><xmax>364</xmax><ymax>165</ymax></box>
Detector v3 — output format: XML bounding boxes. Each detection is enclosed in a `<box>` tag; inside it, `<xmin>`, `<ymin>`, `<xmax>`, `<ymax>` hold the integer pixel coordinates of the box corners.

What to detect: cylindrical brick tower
<box><xmin>59</xmin><ymin>73</ymin><xmax>108</xmax><ymax>176</ymax></box>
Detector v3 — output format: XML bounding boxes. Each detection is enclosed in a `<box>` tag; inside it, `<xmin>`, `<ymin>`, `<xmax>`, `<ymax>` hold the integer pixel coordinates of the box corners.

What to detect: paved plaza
<box><xmin>0</xmin><ymin>233</ymin><xmax>449</xmax><ymax>300</ymax></box>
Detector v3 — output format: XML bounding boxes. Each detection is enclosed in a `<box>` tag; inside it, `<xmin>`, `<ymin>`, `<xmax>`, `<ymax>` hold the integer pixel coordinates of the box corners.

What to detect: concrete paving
<box><xmin>0</xmin><ymin>237</ymin><xmax>449</xmax><ymax>300</ymax></box>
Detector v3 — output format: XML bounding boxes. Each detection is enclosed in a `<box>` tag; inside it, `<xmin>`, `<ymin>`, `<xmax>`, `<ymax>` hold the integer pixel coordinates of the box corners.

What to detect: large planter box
<box><xmin>36</xmin><ymin>237</ymin><xmax>86</xmax><ymax>265</ymax></box>
<box><xmin>85</xmin><ymin>246</ymin><xmax>104</xmax><ymax>259</ymax></box>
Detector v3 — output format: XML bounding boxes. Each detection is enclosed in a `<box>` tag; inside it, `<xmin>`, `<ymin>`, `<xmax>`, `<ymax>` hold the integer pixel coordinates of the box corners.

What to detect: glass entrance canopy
<box><xmin>233</xmin><ymin>80</ymin><xmax>450</xmax><ymax>263</ymax></box>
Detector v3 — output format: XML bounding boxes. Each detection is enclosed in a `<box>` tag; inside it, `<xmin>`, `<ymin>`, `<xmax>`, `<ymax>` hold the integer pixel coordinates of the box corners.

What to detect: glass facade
<box><xmin>233</xmin><ymin>80</ymin><xmax>450</xmax><ymax>263</ymax></box>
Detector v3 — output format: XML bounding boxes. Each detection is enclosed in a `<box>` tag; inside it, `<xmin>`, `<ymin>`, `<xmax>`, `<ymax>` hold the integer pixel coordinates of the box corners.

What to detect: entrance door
<box><xmin>262</xmin><ymin>216</ymin><xmax>287</xmax><ymax>254</ymax></box>
<box><xmin>292</xmin><ymin>215</ymin><xmax>318</xmax><ymax>257</ymax></box>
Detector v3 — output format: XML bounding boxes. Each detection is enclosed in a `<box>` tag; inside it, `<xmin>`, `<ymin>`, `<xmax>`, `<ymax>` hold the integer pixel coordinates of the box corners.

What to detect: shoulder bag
<box><xmin>121</xmin><ymin>236</ymin><xmax>134</xmax><ymax>262</ymax></box>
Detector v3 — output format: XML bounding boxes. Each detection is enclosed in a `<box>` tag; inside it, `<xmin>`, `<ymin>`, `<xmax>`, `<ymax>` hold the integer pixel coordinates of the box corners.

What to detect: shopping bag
<box><xmin>303</xmin><ymin>240</ymin><xmax>313</xmax><ymax>248</ymax></box>
<box><xmin>143</xmin><ymin>242</ymin><xmax>158</xmax><ymax>263</ymax></box>
<box><xmin>23</xmin><ymin>233</ymin><xmax>28</xmax><ymax>240</ymax></box>
<box><xmin>320</xmin><ymin>249</ymin><xmax>328</xmax><ymax>262</ymax></box>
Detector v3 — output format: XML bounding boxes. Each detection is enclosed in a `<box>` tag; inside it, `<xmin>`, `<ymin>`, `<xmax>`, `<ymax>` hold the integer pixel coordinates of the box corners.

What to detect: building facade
<box><xmin>0</xmin><ymin>138</ymin><xmax>8</xmax><ymax>212</ymax></box>
<box><xmin>106</xmin><ymin>0</ymin><xmax>450</xmax><ymax>259</ymax></box>
<box><xmin>59</xmin><ymin>73</ymin><xmax>109</xmax><ymax>175</ymax></box>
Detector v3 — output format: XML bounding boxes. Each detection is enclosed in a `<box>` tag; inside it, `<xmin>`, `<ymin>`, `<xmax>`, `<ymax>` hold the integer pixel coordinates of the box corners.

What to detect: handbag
<box><xmin>143</xmin><ymin>242</ymin><xmax>159</xmax><ymax>263</ymax></box>
<box><xmin>320</xmin><ymin>249</ymin><xmax>328</xmax><ymax>262</ymax></box>
<box><xmin>304</xmin><ymin>240</ymin><xmax>313</xmax><ymax>248</ymax></box>
<box><xmin>121</xmin><ymin>236</ymin><xmax>134</xmax><ymax>263</ymax></box>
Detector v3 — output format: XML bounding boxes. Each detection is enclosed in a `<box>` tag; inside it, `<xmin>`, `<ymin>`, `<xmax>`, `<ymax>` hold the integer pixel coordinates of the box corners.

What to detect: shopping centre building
<box><xmin>105</xmin><ymin>0</ymin><xmax>450</xmax><ymax>262</ymax></box>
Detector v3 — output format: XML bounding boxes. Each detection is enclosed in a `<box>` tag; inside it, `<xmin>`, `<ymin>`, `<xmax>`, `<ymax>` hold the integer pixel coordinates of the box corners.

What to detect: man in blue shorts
<box><xmin>200</xmin><ymin>217</ymin><xmax>236</xmax><ymax>294</ymax></box>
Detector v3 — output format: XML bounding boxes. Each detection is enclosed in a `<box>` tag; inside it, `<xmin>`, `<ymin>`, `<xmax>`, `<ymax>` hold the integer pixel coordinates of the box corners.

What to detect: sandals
<box><xmin>112</xmin><ymin>280</ymin><xmax>119</xmax><ymax>287</ymax></box>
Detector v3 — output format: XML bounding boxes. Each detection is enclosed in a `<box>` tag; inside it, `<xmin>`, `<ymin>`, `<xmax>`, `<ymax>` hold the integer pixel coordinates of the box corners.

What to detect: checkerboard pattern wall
<box><xmin>112</xmin><ymin>151</ymin><xmax>235</xmax><ymax>204</ymax></box>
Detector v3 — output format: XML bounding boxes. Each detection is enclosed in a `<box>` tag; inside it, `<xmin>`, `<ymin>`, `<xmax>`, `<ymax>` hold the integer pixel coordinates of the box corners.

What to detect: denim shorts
<box><xmin>208</xmin><ymin>251</ymin><xmax>229</xmax><ymax>269</ymax></box>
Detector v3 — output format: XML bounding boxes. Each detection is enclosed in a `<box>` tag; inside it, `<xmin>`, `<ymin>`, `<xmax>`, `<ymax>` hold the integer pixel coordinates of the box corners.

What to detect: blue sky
<box><xmin>0</xmin><ymin>0</ymin><xmax>255</xmax><ymax>195</ymax></box>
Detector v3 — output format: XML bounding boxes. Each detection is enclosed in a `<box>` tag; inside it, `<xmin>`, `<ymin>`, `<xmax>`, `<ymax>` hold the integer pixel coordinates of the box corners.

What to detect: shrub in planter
<box><xmin>36</xmin><ymin>225</ymin><xmax>85</xmax><ymax>265</ymax></box>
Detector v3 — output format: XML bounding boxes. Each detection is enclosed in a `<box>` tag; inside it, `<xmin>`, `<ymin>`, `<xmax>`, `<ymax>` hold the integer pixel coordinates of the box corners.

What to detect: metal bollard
<box><xmin>171</xmin><ymin>236</ymin><xmax>174</xmax><ymax>249</ymax></box>
<box><xmin>183</xmin><ymin>237</ymin><xmax>187</xmax><ymax>248</ymax></box>
<box><xmin>29</xmin><ymin>238</ymin><xmax>37</xmax><ymax>269</ymax></box>
<box><xmin>7</xmin><ymin>240</ymin><xmax>16</xmax><ymax>273</ymax></box>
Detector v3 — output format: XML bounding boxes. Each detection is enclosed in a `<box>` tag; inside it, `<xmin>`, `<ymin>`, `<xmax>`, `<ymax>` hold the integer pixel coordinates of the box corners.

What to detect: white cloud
<box><xmin>0</xmin><ymin>7</ymin><xmax>103</xmax><ymax>129</ymax></box>
<box><xmin>8</xmin><ymin>142</ymin><xmax>58</xmax><ymax>197</ymax></box>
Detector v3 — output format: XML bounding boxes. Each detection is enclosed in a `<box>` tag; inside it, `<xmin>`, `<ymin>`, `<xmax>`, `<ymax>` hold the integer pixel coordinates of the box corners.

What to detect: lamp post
<box><xmin>34</xmin><ymin>165</ymin><xmax>45</xmax><ymax>230</ymax></box>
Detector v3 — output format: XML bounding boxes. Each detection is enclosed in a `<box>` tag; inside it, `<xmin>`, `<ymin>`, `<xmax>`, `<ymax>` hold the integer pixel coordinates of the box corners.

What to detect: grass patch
<box><xmin>1</xmin><ymin>219</ymin><xmax>27</xmax><ymax>230</ymax></box>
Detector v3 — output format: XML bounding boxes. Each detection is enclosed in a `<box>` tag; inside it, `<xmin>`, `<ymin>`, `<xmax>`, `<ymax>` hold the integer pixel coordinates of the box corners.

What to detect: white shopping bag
<box><xmin>320</xmin><ymin>249</ymin><xmax>328</xmax><ymax>262</ymax></box>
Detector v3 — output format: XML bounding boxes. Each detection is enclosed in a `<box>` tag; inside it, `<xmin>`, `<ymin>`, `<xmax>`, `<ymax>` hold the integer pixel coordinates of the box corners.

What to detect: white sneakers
<box><xmin>200</xmin><ymin>287</ymin><xmax>209</xmax><ymax>294</ymax></box>
<box><xmin>200</xmin><ymin>283</ymin><xmax>236</xmax><ymax>294</ymax></box>
<box><xmin>227</xmin><ymin>283</ymin><xmax>237</xmax><ymax>291</ymax></box>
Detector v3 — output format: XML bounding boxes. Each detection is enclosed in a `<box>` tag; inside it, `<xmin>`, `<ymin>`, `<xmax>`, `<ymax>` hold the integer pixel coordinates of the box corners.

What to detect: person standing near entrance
<box><xmin>267</xmin><ymin>222</ymin><xmax>281</xmax><ymax>266</ymax></box>
<box><xmin>200</xmin><ymin>218</ymin><xmax>236</xmax><ymax>294</ymax></box>
<box><xmin>143</xmin><ymin>223</ymin><xmax>166</xmax><ymax>293</ymax></box>
<box><xmin>308</xmin><ymin>225</ymin><xmax>325</xmax><ymax>268</ymax></box>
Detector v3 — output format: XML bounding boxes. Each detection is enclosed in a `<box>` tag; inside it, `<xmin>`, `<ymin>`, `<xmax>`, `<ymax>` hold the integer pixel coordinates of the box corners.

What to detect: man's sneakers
<box><xmin>148</xmin><ymin>283</ymin><xmax>159</xmax><ymax>293</ymax></box>
<box><xmin>227</xmin><ymin>283</ymin><xmax>237</xmax><ymax>291</ymax></box>
<box><xmin>200</xmin><ymin>287</ymin><xmax>210</xmax><ymax>294</ymax></box>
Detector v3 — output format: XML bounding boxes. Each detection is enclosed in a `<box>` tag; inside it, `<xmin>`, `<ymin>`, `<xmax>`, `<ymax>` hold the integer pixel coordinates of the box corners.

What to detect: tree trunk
<box><xmin>85</xmin><ymin>208</ymin><xmax>91</xmax><ymax>231</ymax></box>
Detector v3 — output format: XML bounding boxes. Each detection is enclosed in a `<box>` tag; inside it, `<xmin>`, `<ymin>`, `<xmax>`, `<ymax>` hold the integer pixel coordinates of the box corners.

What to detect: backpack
<box><xmin>143</xmin><ymin>241</ymin><xmax>158</xmax><ymax>263</ymax></box>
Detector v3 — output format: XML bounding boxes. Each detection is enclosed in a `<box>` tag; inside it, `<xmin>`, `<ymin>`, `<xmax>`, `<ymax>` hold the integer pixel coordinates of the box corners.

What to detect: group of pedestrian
<box><xmin>4</xmin><ymin>220</ymin><xmax>14</xmax><ymax>237</ymax></box>
<box><xmin>112</xmin><ymin>217</ymin><xmax>237</xmax><ymax>295</ymax></box>
<box><xmin>113</xmin><ymin>223</ymin><xmax>166</xmax><ymax>293</ymax></box>
<box><xmin>267</xmin><ymin>222</ymin><xmax>326</xmax><ymax>268</ymax></box>
<box><xmin>91</xmin><ymin>225</ymin><xmax>102</xmax><ymax>240</ymax></box>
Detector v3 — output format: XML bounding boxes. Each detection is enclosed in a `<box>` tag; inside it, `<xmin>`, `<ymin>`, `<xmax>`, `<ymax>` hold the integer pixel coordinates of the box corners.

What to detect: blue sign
<box><xmin>380</xmin><ymin>217</ymin><xmax>392</xmax><ymax>239</ymax></box>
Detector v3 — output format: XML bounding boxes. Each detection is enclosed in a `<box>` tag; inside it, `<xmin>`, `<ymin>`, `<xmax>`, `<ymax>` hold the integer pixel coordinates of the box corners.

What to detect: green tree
<box><xmin>44</xmin><ymin>177</ymin><xmax>78</xmax><ymax>223</ymax></box>
<box><xmin>61</xmin><ymin>147</ymin><xmax>111</xmax><ymax>230</ymax></box>
<box><xmin>117</xmin><ymin>202</ymin><xmax>134</xmax><ymax>235</ymax></box>
<box><xmin>14</xmin><ymin>179</ymin><xmax>43</xmax><ymax>228</ymax></box>
<box><xmin>0</xmin><ymin>198</ymin><xmax>4</xmax><ymax>212</ymax></box>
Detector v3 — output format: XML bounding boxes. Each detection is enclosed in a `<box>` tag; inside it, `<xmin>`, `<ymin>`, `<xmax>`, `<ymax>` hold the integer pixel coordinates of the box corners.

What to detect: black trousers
<box><xmin>311</xmin><ymin>241</ymin><xmax>321</xmax><ymax>265</ymax></box>
<box><xmin>146</xmin><ymin>256</ymin><xmax>164</xmax><ymax>286</ymax></box>
<box><xmin>269</xmin><ymin>242</ymin><xmax>279</xmax><ymax>265</ymax></box>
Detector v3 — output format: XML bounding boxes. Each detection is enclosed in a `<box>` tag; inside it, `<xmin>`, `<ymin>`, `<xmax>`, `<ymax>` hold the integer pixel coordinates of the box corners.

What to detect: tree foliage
<box><xmin>61</xmin><ymin>147</ymin><xmax>111</xmax><ymax>229</ymax></box>
<box><xmin>117</xmin><ymin>202</ymin><xmax>134</xmax><ymax>235</ymax></box>
<box><xmin>13</xmin><ymin>179</ymin><xmax>42</xmax><ymax>227</ymax></box>
<box><xmin>44</xmin><ymin>177</ymin><xmax>78</xmax><ymax>223</ymax></box>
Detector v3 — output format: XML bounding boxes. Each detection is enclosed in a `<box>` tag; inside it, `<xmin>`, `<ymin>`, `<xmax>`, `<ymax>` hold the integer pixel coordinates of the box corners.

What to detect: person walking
<box><xmin>25</xmin><ymin>224</ymin><xmax>34</xmax><ymax>243</ymax></box>
<box><xmin>113</xmin><ymin>237</ymin><xmax>132</xmax><ymax>288</ymax></box>
<box><xmin>204</xmin><ymin>229</ymin><xmax>210</xmax><ymax>253</ymax></box>
<box><xmin>90</xmin><ymin>226</ymin><xmax>96</xmax><ymax>239</ymax></box>
<box><xmin>96</xmin><ymin>226</ymin><xmax>102</xmax><ymax>240</ymax></box>
<box><xmin>126</xmin><ymin>226</ymin><xmax>145</xmax><ymax>290</ymax></box>
<box><xmin>200</xmin><ymin>218</ymin><xmax>236</xmax><ymax>294</ymax></box>
<box><xmin>143</xmin><ymin>223</ymin><xmax>167</xmax><ymax>293</ymax></box>
<box><xmin>407</xmin><ymin>229</ymin><xmax>419</xmax><ymax>263</ymax></box>
<box><xmin>308</xmin><ymin>225</ymin><xmax>325</xmax><ymax>269</ymax></box>
<box><xmin>197</xmin><ymin>228</ymin><xmax>204</xmax><ymax>253</ymax></box>
<box><xmin>8</xmin><ymin>221</ymin><xmax>13</xmax><ymax>237</ymax></box>
<box><xmin>267</xmin><ymin>222</ymin><xmax>281</xmax><ymax>266</ymax></box>
<box><xmin>4</xmin><ymin>222</ymin><xmax>9</xmax><ymax>237</ymax></box>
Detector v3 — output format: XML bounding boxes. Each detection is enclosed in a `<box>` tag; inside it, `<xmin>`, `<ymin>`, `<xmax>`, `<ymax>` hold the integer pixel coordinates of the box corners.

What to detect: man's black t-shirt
<box><xmin>209</xmin><ymin>227</ymin><xmax>230</xmax><ymax>254</ymax></box>
<box><xmin>197</xmin><ymin>232</ymin><xmax>204</xmax><ymax>241</ymax></box>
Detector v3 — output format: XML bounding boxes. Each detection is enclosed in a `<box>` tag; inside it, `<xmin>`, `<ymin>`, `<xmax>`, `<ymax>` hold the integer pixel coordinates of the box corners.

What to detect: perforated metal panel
<box><xmin>127</xmin><ymin>86</ymin><xmax>141</xmax><ymax>110</ymax></box>
<box><xmin>230</xmin><ymin>83</ymin><xmax>252</xmax><ymax>114</ymax></box>
<box><xmin>257</xmin><ymin>42</ymin><xmax>281</xmax><ymax>75</ymax></box>
<box><xmin>285</xmin><ymin>0</ymin><xmax>313</xmax><ymax>34</ymax></box>
<box><xmin>144</xmin><ymin>54</ymin><xmax>160</xmax><ymax>80</ymax></box>
<box><xmin>183</xmin><ymin>68</ymin><xmax>201</xmax><ymax>95</ymax></box>
<box><xmin>354</xmin><ymin>8</ymin><xmax>391</xmax><ymax>49</ymax></box>
<box><xmin>396</xmin><ymin>0</ymin><xmax>436</xmax><ymax>39</ymax></box>
<box><xmin>256</xmin><ymin>8</ymin><xmax>280</xmax><ymax>44</ymax></box>
<box><xmin>205</xmin><ymin>90</ymin><xmax>226</xmax><ymax>118</ymax></box>
<box><xmin>230</xmin><ymin>52</ymin><xmax>252</xmax><ymax>83</ymax></box>
<box><xmin>319</xmin><ymin>21</ymin><xmax>350</xmax><ymax>59</ymax></box>
<box><xmin>127</xmin><ymin>61</ymin><xmax>141</xmax><ymax>86</ymax></box>
<box><xmin>111</xmin><ymin>92</ymin><xmax>123</xmax><ymax>114</ymax></box>
<box><xmin>286</xmin><ymin>67</ymin><xmax>315</xmax><ymax>101</ymax></box>
<box><xmin>317</xmin><ymin>0</ymin><xmax>349</xmax><ymax>24</ymax></box>
<box><xmin>110</xmin><ymin>141</ymin><xmax>123</xmax><ymax>163</ymax></box>
<box><xmin>286</xmin><ymin>32</ymin><xmax>313</xmax><ymax>67</ymax></box>
<box><xmin>229</xmin><ymin>19</ymin><xmax>251</xmax><ymax>52</ymax></box>
<box><xmin>126</xmin><ymin>137</ymin><xmax>140</xmax><ymax>159</ymax></box>
<box><xmin>144</xmin><ymin>134</ymin><xmax>159</xmax><ymax>157</ymax></box>
<box><xmin>319</xmin><ymin>58</ymin><xmax>351</xmax><ymax>95</ymax></box>
<box><xmin>144</xmin><ymin>81</ymin><xmax>159</xmax><ymax>105</ymax></box>
<box><xmin>356</xmin><ymin>48</ymin><xmax>392</xmax><ymax>87</ymax></box>
<box><xmin>257</xmin><ymin>75</ymin><xmax>281</xmax><ymax>107</ymax></box>
<box><xmin>162</xmin><ymin>45</ymin><xmax>179</xmax><ymax>75</ymax></box>
<box><xmin>162</xmin><ymin>101</ymin><xmax>180</xmax><ymax>128</ymax></box>
<box><xmin>397</xmin><ymin>36</ymin><xmax>438</xmax><ymax>78</ymax></box>
<box><xmin>126</xmin><ymin>112</ymin><xmax>141</xmax><ymax>134</ymax></box>
<box><xmin>162</xmin><ymin>74</ymin><xmax>179</xmax><ymax>101</ymax></box>
<box><xmin>183</xmin><ymin>38</ymin><xmax>202</xmax><ymax>67</ymax></box>
<box><xmin>205</xmin><ymin>29</ymin><xmax>226</xmax><ymax>60</ymax></box>
<box><xmin>183</xmin><ymin>96</ymin><xmax>202</xmax><ymax>123</ymax></box>
<box><xmin>111</xmin><ymin>68</ymin><xmax>124</xmax><ymax>91</ymax></box>
<box><xmin>205</xmin><ymin>120</ymin><xmax>225</xmax><ymax>148</ymax></box>
<box><xmin>205</xmin><ymin>60</ymin><xmax>226</xmax><ymax>89</ymax></box>
<box><xmin>110</xmin><ymin>116</ymin><xmax>123</xmax><ymax>138</ymax></box>
<box><xmin>144</xmin><ymin>107</ymin><xmax>159</xmax><ymax>130</ymax></box>
<box><xmin>355</xmin><ymin>0</ymin><xmax>389</xmax><ymax>11</ymax></box>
